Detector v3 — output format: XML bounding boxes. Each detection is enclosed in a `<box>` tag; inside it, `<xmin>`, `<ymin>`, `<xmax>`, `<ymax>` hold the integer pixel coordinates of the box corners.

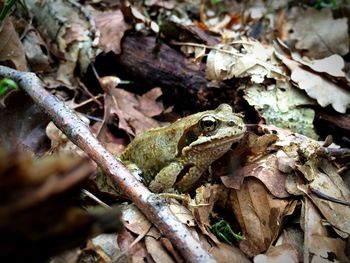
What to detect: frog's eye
<box><xmin>199</xmin><ymin>115</ymin><xmax>218</xmax><ymax>132</ymax></box>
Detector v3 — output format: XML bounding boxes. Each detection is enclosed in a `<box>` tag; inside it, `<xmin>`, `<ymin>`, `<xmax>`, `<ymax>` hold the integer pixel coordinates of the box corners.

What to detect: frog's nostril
<box><xmin>228</xmin><ymin>120</ymin><xmax>235</xmax><ymax>126</ymax></box>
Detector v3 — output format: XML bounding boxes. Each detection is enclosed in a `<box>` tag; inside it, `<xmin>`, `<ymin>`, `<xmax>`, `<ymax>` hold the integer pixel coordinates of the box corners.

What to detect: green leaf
<box><xmin>211</xmin><ymin>220</ymin><xmax>244</xmax><ymax>245</ymax></box>
<box><xmin>210</xmin><ymin>0</ymin><xmax>222</xmax><ymax>5</ymax></box>
<box><xmin>0</xmin><ymin>0</ymin><xmax>17</xmax><ymax>26</ymax></box>
<box><xmin>0</xmin><ymin>78</ymin><xmax>18</xmax><ymax>96</ymax></box>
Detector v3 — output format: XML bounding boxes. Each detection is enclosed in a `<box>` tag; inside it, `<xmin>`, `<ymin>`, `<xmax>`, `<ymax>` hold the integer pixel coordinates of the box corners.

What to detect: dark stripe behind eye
<box><xmin>176</xmin><ymin>124</ymin><xmax>201</xmax><ymax>156</ymax></box>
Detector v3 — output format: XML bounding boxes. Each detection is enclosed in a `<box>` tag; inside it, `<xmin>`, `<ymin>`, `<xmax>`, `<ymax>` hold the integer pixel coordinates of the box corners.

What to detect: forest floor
<box><xmin>0</xmin><ymin>0</ymin><xmax>350</xmax><ymax>262</ymax></box>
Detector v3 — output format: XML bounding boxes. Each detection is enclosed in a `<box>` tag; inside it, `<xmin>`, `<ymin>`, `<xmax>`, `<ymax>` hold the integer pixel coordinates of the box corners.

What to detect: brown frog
<box><xmin>120</xmin><ymin>104</ymin><xmax>246</xmax><ymax>193</ymax></box>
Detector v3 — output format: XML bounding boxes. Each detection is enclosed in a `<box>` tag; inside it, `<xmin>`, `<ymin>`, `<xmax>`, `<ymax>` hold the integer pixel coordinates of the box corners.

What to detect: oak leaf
<box><xmin>289</xmin><ymin>7</ymin><xmax>349</xmax><ymax>58</ymax></box>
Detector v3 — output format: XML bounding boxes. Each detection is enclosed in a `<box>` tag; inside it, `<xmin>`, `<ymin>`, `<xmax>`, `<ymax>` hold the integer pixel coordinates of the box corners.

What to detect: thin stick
<box><xmin>81</xmin><ymin>189</ymin><xmax>111</xmax><ymax>209</ymax></box>
<box><xmin>73</xmin><ymin>94</ymin><xmax>104</xmax><ymax>109</ymax></box>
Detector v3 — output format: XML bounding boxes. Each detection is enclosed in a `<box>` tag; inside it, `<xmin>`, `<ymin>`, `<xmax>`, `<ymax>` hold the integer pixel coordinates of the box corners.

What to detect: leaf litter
<box><xmin>2</xmin><ymin>0</ymin><xmax>350</xmax><ymax>262</ymax></box>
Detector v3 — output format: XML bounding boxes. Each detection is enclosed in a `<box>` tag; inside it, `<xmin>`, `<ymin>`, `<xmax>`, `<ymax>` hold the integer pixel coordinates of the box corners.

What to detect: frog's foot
<box><xmin>159</xmin><ymin>192</ymin><xmax>211</xmax><ymax>208</ymax></box>
<box><xmin>159</xmin><ymin>192</ymin><xmax>192</xmax><ymax>203</ymax></box>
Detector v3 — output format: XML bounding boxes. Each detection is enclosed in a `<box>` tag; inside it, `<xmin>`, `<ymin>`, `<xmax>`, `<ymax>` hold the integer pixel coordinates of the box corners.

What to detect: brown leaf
<box><xmin>77</xmin><ymin>234</ymin><xmax>120</xmax><ymax>263</ymax></box>
<box><xmin>46</xmin><ymin>116</ymin><xmax>89</xmax><ymax>157</ymax></box>
<box><xmin>276</xmin><ymin>150</ymin><xmax>296</xmax><ymax>174</ymax></box>
<box><xmin>107</xmin><ymin>88</ymin><xmax>162</xmax><ymax>135</ymax></box>
<box><xmin>138</xmin><ymin>87</ymin><xmax>163</xmax><ymax>117</ymax></box>
<box><xmin>302</xmin><ymin>198</ymin><xmax>350</xmax><ymax>262</ymax></box>
<box><xmin>94</xmin><ymin>9</ymin><xmax>131</xmax><ymax>54</ymax></box>
<box><xmin>229</xmin><ymin>178</ymin><xmax>290</xmax><ymax>257</ymax></box>
<box><xmin>298</xmin><ymin>163</ymin><xmax>350</xmax><ymax>236</ymax></box>
<box><xmin>63</xmin><ymin>22</ymin><xmax>90</xmax><ymax>45</ymax></box>
<box><xmin>0</xmin><ymin>91</ymin><xmax>50</xmax><ymax>155</ymax></box>
<box><xmin>275</xmin><ymin>51</ymin><xmax>350</xmax><ymax>113</ymax></box>
<box><xmin>145</xmin><ymin>236</ymin><xmax>175</xmax><ymax>263</ymax></box>
<box><xmin>22</xmin><ymin>29</ymin><xmax>51</xmax><ymax>72</ymax></box>
<box><xmin>254</xmin><ymin>244</ymin><xmax>299</xmax><ymax>263</ymax></box>
<box><xmin>159</xmin><ymin>237</ymin><xmax>184</xmax><ymax>263</ymax></box>
<box><xmin>169</xmin><ymin>201</ymin><xmax>196</xmax><ymax>227</ymax></box>
<box><xmin>199</xmin><ymin>233</ymin><xmax>250</xmax><ymax>263</ymax></box>
<box><xmin>189</xmin><ymin>185</ymin><xmax>229</xmax><ymax>243</ymax></box>
<box><xmin>240</xmin><ymin>154</ymin><xmax>290</xmax><ymax>198</ymax></box>
<box><xmin>144</xmin><ymin>0</ymin><xmax>176</xmax><ymax>9</ymax></box>
<box><xmin>289</xmin><ymin>7</ymin><xmax>349</xmax><ymax>58</ymax></box>
<box><xmin>0</xmin><ymin>17</ymin><xmax>27</xmax><ymax>70</ymax></box>
<box><xmin>248</xmin><ymin>133</ymin><xmax>279</xmax><ymax>157</ymax></box>
<box><xmin>117</xmin><ymin>228</ymin><xmax>148</xmax><ymax>259</ymax></box>
<box><xmin>90</xmin><ymin>122</ymin><xmax>127</xmax><ymax>156</ymax></box>
<box><xmin>121</xmin><ymin>204</ymin><xmax>152</xmax><ymax>236</ymax></box>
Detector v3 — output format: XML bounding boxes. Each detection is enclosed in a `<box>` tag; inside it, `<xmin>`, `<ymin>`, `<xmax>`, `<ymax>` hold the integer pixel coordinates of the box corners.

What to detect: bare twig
<box><xmin>317</xmin><ymin>147</ymin><xmax>350</xmax><ymax>158</ymax></box>
<box><xmin>81</xmin><ymin>189</ymin><xmax>111</xmax><ymax>209</ymax></box>
<box><xmin>0</xmin><ymin>65</ymin><xmax>216</xmax><ymax>263</ymax></box>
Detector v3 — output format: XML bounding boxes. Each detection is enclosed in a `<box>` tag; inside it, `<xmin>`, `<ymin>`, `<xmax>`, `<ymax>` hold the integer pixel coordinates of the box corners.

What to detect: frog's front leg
<box><xmin>148</xmin><ymin>162</ymin><xmax>183</xmax><ymax>193</ymax></box>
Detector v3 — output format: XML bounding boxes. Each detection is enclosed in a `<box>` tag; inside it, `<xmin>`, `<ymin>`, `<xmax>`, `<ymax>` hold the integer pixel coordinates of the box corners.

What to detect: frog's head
<box><xmin>178</xmin><ymin>104</ymin><xmax>246</xmax><ymax>156</ymax></box>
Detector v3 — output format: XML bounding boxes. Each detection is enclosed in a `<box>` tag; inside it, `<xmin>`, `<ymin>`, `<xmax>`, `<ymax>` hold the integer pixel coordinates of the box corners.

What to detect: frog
<box><xmin>120</xmin><ymin>104</ymin><xmax>246</xmax><ymax>193</ymax></box>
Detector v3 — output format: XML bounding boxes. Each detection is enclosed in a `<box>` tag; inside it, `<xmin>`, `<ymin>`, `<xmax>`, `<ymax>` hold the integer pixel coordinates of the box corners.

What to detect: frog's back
<box><xmin>120</xmin><ymin>117</ymin><xmax>196</xmax><ymax>176</ymax></box>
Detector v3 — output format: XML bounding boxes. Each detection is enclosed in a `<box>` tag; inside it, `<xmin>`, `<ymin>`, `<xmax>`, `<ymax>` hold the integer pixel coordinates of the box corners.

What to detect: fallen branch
<box><xmin>0</xmin><ymin>65</ymin><xmax>216</xmax><ymax>263</ymax></box>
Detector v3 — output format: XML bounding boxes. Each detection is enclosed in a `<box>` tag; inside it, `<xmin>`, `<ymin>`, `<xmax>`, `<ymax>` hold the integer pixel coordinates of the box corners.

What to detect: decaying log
<box><xmin>111</xmin><ymin>35</ymin><xmax>236</xmax><ymax>111</ymax></box>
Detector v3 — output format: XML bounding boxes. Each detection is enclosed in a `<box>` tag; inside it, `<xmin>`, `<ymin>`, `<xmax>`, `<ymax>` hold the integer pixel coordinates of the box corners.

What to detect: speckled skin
<box><xmin>120</xmin><ymin>104</ymin><xmax>246</xmax><ymax>193</ymax></box>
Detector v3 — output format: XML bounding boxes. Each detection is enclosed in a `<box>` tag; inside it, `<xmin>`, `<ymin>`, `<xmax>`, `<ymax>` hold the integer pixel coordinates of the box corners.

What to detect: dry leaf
<box><xmin>0</xmin><ymin>91</ymin><xmax>50</xmax><ymax>155</ymax></box>
<box><xmin>145</xmin><ymin>236</ymin><xmax>175</xmax><ymax>263</ymax></box>
<box><xmin>94</xmin><ymin>9</ymin><xmax>131</xmax><ymax>54</ymax></box>
<box><xmin>294</xmin><ymin>54</ymin><xmax>347</xmax><ymax>78</ymax></box>
<box><xmin>169</xmin><ymin>201</ymin><xmax>196</xmax><ymax>227</ymax></box>
<box><xmin>280</xmin><ymin>146</ymin><xmax>350</xmax><ymax>236</ymax></box>
<box><xmin>302</xmin><ymin>199</ymin><xmax>350</xmax><ymax>262</ymax></box>
<box><xmin>299</xmin><ymin>175</ymin><xmax>350</xmax><ymax>235</ymax></box>
<box><xmin>206</xmin><ymin>40</ymin><xmax>285</xmax><ymax>83</ymax></box>
<box><xmin>117</xmin><ymin>228</ymin><xmax>148</xmax><ymax>259</ymax></box>
<box><xmin>63</xmin><ymin>22</ymin><xmax>90</xmax><ymax>45</ymax></box>
<box><xmin>107</xmin><ymin>88</ymin><xmax>163</xmax><ymax>135</ymax></box>
<box><xmin>120</xmin><ymin>2</ymin><xmax>159</xmax><ymax>33</ymax></box>
<box><xmin>289</xmin><ymin>7</ymin><xmax>349</xmax><ymax>58</ymax></box>
<box><xmin>276</xmin><ymin>51</ymin><xmax>350</xmax><ymax>113</ymax></box>
<box><xmin>190</xmin><ymin>185</ymin><xmax>229</xmax><ymax>243</ymax></box>
<box><xmin>91</xmin><ymin>234</ymin><xmax>120</xmax><ymax>259</ymax></box>
<box><xmin>229</xmin><ymin>178</ymin><xmax>290</xmax><ymax>257</ymax></box>
<box><xmin>247</xmin><ymin>133</ymin><xmax>279</xmax><ymax>157</ymax></box>
<box><xmin>22</xmin><ymin>29</ymin><xmax>51</xmax><ymax>72</ymax></box>
<box><xmin>144</xmin><ymin>0</ymin><xmax>176</xmax><ymax>9</ymax></box>
<box><xmin>276</xmin><ymin>150</ymin><xmax>296</xmax><ymax>174</ymax></box>
<box><xmin>205</xmin><ymin>14</ymin><xmax>231</xmax><ymax>33</ymax></box>
<box><xmin>46</xmin><ymin>115</ymin><xmax>89</xmax><ymax>157</ymax></box>
<box><xmin>121</xmin><ymin>204</ymin><xmax>155</xmax><ymax>237</ymax></box>
<box><xmin>138</xmin><ymin>88</ymin><xmax>164</xmax><ymax>117</ymax></box>
<box><xmin>254</xmin><ymin>244</ymin><xmax>298</xmax><ymax>263</ymax></box>
<box><xmin>159</xmin><ymin>237</ymin><xmax>184</xmax><ymax>263</ymax></box>
<box><xmin>239</xmin><ymin>154</ymin><xmax>290</xmax><ymax>198</ymax></box>
<box><xmin>0</xmin><ymin>17</ymin><xmax>27</xmax><ymax>70</ymax></box>
<box><xmin>274</xmin><ymin>228</ymin><xmax>304</xmax><ymax>262</ymax></box>
<box><xmin>199</xmin><ymin>233</ymin><xmax>250</xmax><ymax>263</ymax></box>
<box><xmin>122</xmin><ymin>205</ymin><xmax>161</xmax><ymax>240</ymax></box>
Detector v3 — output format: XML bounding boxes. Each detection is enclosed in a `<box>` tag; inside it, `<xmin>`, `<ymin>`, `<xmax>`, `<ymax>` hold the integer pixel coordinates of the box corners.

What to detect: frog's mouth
<box><xmin>188</xmin><ymin>133</ymin><xmax>245</xmax><ymax>150</ymax></box>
